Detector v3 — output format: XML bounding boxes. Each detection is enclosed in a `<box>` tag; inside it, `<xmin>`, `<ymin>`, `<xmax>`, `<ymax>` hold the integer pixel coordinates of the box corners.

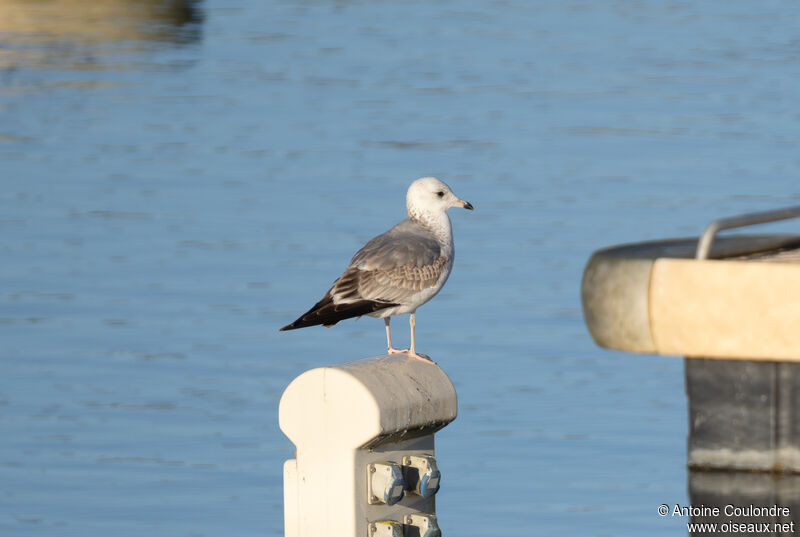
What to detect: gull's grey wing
<box><xmin>279</xmin><ymin>219</ymin><xmax>449</xmax><ymax>330</ymax></box>
<box><xmin>350</xmin><ymin>219</ymin><xmax>442</xmax><ymax>271</ymax></box>
<box><xmin>334</xmin><ymin>219</ymin><xmax>449</xmax><ymax>304</ymax></box>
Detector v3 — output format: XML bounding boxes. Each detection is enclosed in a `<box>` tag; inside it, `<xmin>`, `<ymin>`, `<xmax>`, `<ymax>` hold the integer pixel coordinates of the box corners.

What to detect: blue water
<box><xmin>3</xmin><ymin>1</ymin><xmax>800</xmax><ymax>535</ymax></box>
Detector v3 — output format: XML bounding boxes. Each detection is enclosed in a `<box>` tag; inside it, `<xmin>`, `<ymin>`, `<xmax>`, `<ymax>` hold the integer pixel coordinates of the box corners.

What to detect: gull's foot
<box><xmin>406</xmin><ymin>351</ymin><xmax>435</xmax><ymax>363</ymax></box>
<box><xmin>388</xmin><ymin>347</ymin><xmax>410</xmax><ymax>355</ymax></box>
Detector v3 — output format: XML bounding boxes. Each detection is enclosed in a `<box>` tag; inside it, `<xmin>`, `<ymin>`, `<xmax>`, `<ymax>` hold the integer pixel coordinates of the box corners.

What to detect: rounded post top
<box><xmin>279</xmin><ymin>354</ymin><xmax>458</xmax><ymax>450</ymax></box>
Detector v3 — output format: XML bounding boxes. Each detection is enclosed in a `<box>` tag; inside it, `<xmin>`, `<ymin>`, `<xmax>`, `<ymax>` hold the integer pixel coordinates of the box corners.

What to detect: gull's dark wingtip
<box><xmin>279</xmin><ymin>317</ymin><xmax>309</xmax><ymax>331</ymax></box>
<box><xmin>280</xmin><ymin>297</ymin><xmax>398</xmax><ymax>333</ymax></box>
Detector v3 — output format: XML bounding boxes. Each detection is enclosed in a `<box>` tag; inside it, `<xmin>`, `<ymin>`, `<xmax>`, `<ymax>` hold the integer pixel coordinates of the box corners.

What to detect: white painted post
<box><xmin>279</xmin><ymin>354</ymin><xmax>458</xmax><ymax>537</ymax></box>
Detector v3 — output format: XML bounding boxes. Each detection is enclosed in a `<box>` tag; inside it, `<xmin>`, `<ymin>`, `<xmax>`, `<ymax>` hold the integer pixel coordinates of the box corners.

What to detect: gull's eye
<box><xmin>436</xmin><ymin>191</ymin><xmax>444</xmax><ymax>198</ymax></box>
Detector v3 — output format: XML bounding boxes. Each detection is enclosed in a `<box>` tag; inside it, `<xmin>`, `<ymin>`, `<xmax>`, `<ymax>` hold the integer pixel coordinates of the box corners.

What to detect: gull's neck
<box><xmin>409</xmin><ymin>209</ymin><xmax>453</xmax><ymax>248</ymax></box>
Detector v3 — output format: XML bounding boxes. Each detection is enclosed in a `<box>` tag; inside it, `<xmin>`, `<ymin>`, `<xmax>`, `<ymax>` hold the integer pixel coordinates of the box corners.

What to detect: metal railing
<box><xmin>696</xmin><ymin>205</ymin><xmax>800</xmax><ymax>260</ymax></box>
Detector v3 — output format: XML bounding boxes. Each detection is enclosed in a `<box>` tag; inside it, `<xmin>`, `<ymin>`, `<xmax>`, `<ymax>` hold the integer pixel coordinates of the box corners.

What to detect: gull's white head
<box><xmin>406</xmin><ymin>177</ymin><xmax>473</xmax><ymax>222</ymax></box>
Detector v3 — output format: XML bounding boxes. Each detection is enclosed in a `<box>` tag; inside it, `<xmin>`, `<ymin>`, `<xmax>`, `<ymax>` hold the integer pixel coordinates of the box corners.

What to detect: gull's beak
<box><xmin>459</xmin><ymin>199</ymin><xmax>474</xmax><ymax>210</ymax></box>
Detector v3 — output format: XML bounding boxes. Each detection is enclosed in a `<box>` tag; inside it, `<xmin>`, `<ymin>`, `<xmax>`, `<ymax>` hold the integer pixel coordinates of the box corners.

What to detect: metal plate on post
<box><xmin>368</xmin><ymin>520</ymin><xmax>403</xmax><ymax>537</ymax></box>
<box><xmin>402</xmin><ymin>455</ymin><xmax>440</xmax><ymax>498</ymax></box>
<box><xmin>367</xmin><ymin>462</ymin><xmax>406</xmax><ymax>505</ymax></box>
<box><xmin>404</xmin><ymin>513</ymin><xmax>441</xmax><ymax>537</ymax></box>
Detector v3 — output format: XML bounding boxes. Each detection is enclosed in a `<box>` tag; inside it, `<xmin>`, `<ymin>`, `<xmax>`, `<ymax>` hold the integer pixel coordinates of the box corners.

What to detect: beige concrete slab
<box><xmin>650</xmin><ymin>259</ymin><xmax>800</xmax><ymax>360</ymax></box>
<box><xmin>581</xmin><ymin>235</ymin><xmax>800</xmax><ymax>356</ymax></box>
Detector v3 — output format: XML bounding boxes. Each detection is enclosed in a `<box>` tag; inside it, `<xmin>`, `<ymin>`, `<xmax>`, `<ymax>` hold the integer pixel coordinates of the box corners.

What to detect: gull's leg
<box><xmin>409</xmin><ymin>313</ymin><xmax>416</xmax><ymax>353</ymax></box>
<box><xmin>406</xmin><ymin>313</ymin><xmax>433</xmax><ymax>362</ymax></box>
<box><xmin>385</xmin><ymin>317</ymin><xmax>409</xmax><ymax>355</ymax></box>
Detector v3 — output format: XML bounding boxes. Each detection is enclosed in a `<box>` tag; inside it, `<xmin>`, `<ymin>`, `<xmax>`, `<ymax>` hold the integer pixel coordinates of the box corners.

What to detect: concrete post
<box><xmin>685</xmin><ymin>358</ymin><xmax>800</xmax><ymax>472</ymax></box>
<box><xmin>688</xmin><ymin>472</ymin><xmax>800</xmax><ymax>535</ymax></box>
<box><xmin>279</xmin><ymin>354</ymin><xmax>457</xmax><ymax>537</ymax></box>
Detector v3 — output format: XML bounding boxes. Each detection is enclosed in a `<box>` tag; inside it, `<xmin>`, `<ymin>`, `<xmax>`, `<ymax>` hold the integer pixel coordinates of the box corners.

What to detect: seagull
<box><xmin>280</xmin><ymin>177</ymin><xmax>473</xmax><ymax>361</ymax></box>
